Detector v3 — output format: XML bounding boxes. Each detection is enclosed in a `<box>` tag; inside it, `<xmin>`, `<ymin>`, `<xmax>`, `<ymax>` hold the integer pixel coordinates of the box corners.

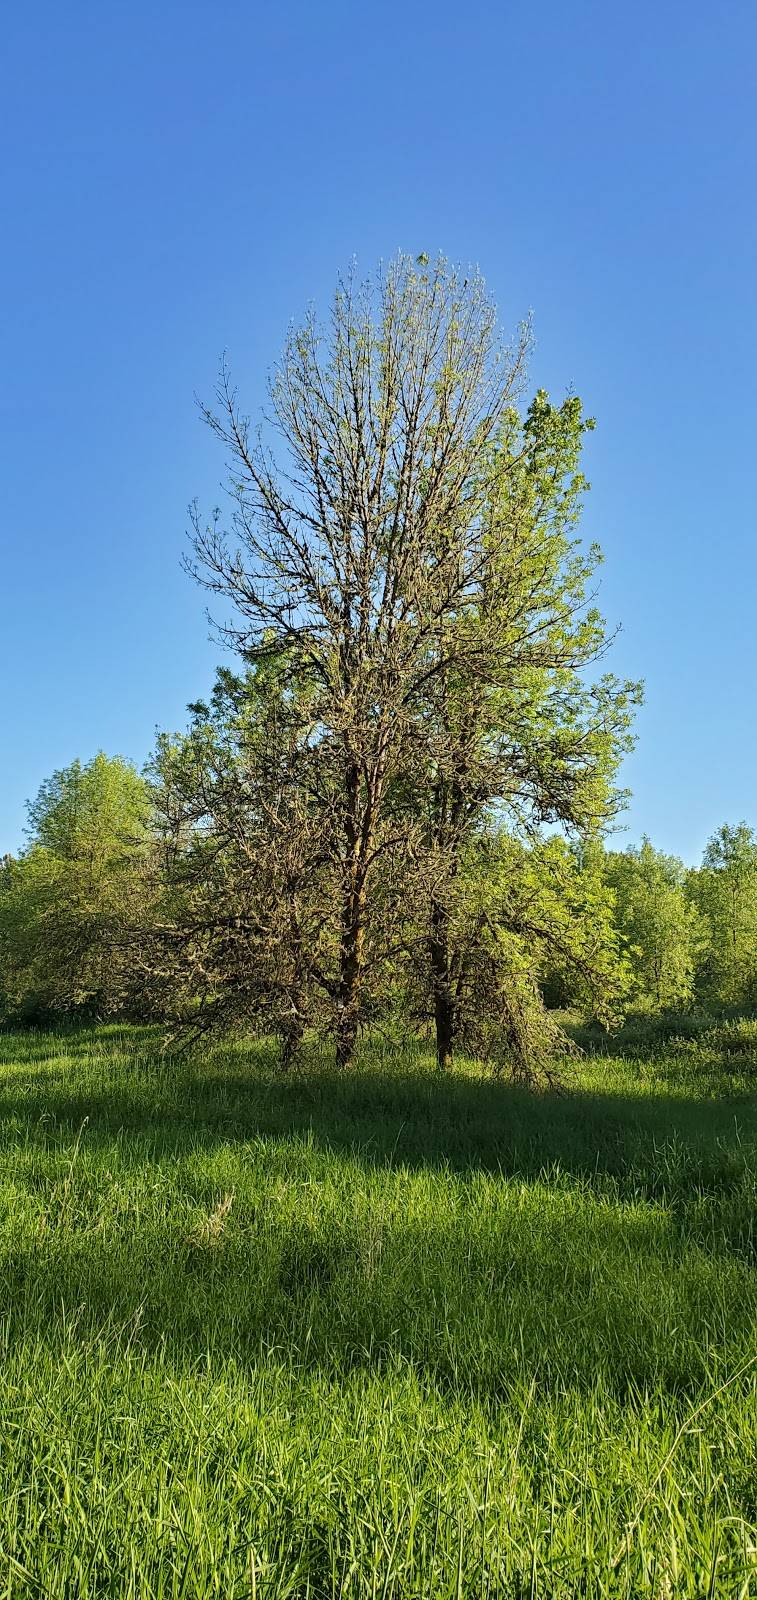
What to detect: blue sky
<box><xmin>2</xmin><ymin>1</ymin><xmax>755</xmax><ymax>862</ymax></box>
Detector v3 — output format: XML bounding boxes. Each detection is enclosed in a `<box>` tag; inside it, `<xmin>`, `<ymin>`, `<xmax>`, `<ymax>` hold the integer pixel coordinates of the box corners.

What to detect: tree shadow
<box><xmin>0</xmin><ymin>1030</ymin><xmax>755</xmax><ymax>1399</ymax></box>
<box><xmin>0</xmin><ymin>1042</ymin><xmax>753</xmax><ymax>1194</ymax></box>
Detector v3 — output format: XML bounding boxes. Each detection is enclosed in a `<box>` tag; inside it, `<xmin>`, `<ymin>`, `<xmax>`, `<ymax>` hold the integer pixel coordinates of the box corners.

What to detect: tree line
<box><xmin>2</xmin><ymin>256</ymin><xmax>752</xmax><ymax>1076</ymax></box>
<box><xmin>1</xmin><ymin>752</ymin><xmax>755</xmax><ymax>1054</ymax></box>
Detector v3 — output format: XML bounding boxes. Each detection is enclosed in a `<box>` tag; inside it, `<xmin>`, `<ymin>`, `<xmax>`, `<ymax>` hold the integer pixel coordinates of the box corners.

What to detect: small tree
<box><xmin>0</xmin><ymin>753</ymin><xmax>151</xmax><ymax>1022</ymax></box>
<box><xmin>408</xmin><ymin>831</ymin><xmax>629</xmax><ymax>1079</ymax></box>
<box><xmin>691</xmin><ymin>823</ymin><xmax>757</xmax><ymax>1007</ymax></box>
<box><xmin>604</xmin><ymin>839</ymin><xmax>707</xmax><ymax>1011</ymax></box>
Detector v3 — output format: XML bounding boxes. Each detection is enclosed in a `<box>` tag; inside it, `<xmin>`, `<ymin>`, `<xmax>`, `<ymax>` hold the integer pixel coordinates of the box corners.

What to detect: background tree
<box><xmin>0</xmin><ymin>753</ymin><xmax>150</xmax><ymax>1023</ymax></box>
<box><xmin>603</xmin><ymin>838</ymin><xmax>708</xmax><ymax>1011</ymax></box>
<box><xmin>690</xmin><ymin>823</ymin><xmax>757</xmax><ymax>1007</ymax></box>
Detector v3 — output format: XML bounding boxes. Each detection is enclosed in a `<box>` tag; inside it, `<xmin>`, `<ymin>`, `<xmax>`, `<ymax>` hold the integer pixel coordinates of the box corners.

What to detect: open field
<box><xmin>0</xmin><ymin>1023</ymin><xmax>754</xmax><ymax>1597</ymax></box>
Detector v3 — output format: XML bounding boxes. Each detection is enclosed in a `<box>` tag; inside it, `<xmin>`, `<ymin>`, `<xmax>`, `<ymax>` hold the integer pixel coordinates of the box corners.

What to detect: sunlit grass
<box><xmin>0</xmin><ymin>1022</ymin><xmax>754</xmax><ymax>1595</ymax></box>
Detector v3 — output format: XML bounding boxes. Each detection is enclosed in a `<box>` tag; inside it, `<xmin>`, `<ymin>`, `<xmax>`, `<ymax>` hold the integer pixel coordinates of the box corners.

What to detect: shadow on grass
<box><xmin>0</xmin><ymin>1030</ymin><xmax>754</xmax><ymax>1194</ymax></box>
<box><xmin>0</xmin><ymin>1027</ymin><xmax>755</xmax><ymax>1398</ymax></box>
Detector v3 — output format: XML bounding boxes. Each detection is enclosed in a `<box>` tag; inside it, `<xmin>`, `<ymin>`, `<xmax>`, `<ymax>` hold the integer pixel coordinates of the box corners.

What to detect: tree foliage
<box><xmin>690</xmin><ymin>823</ymin><xmax>757</xmax><ymax>1006</ymax></box>
<box><xmin>0</xmin><ymin>754</ymin><xmax>150</xmax><ymax>1022</ymax></box>
<box><xmin>603</xmin><ymin>839</ymin><xmax>707</xmax><ymax>1011</ymax></box>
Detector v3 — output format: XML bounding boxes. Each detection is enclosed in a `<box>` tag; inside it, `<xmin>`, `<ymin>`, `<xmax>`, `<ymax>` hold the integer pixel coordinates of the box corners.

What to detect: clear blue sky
<box><xmin>2</xmin><ymin>1</ymin><xmax>755</xmax><ymax>862</ymax></box>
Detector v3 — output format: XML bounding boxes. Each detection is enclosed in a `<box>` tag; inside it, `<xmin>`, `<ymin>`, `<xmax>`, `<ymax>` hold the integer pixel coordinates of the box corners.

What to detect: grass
<box><xmin>0</xmin><ymin>1021</ymin><xmax>754</xmax><ymax>1596</ymax></box>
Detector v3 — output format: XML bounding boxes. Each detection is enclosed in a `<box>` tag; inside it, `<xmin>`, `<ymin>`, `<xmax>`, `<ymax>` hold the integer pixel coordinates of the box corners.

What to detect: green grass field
<box><xmin>0</xmin><ymin>1023</ymin><xmax>754</xmax><ymax>1597</ymax></box>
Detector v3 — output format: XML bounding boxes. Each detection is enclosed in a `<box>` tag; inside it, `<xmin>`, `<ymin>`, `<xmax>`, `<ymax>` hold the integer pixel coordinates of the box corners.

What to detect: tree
<box><xmin>145</xmin><ymin>661</ymin><xmax>333</xmax><ymax>1059</ymax></box>
<box><xmin>410</xmin><ymin>388</ymin><xmax>639</xmax><ymax>1067</ymax></box>
<box><xmin>166</xmin><ymin>250</ymin><xmax>642</xmax><ymax>1073</ymax></box>
<box><xmin>604</xmin><ymin>838</ymin><xmax>708</xmax><ymax>1010</ymax></box>
<box><xmin>183</xmin><ymin>254</ymin><xmax>639</xmax><ymax>1071</ymax></box>
<box><xmin>408</xmin><ymin>830</ymin><xmax>629</xmax><ymax>1078</ymax></box>
<box><xmin>185</xmin><ymin>253</ymin><xmax>539</xmax><ymax>1067</ymax></box>
<box><xmin>0</xmin><ymin>753</ymin><xmax>150</xmax><ymax>1022</ymax></box>
<box><xmin>691</xmin><ymin>823</ymin><xmax>757</xmax><ymax>1006</ymax></box>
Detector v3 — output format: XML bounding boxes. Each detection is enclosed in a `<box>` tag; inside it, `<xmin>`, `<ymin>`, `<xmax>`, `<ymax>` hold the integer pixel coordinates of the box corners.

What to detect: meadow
<box><xmin>0</xmin><ymin>1021</ymin><xmax>754</xmax><ymax>1597</ymax></box>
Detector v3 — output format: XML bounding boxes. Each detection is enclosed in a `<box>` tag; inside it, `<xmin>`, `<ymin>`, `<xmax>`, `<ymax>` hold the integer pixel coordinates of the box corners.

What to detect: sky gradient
<box><xmin>2</xmin><ymin>1</ymin><xmax>756</xmax><ymax>861</ymax></box>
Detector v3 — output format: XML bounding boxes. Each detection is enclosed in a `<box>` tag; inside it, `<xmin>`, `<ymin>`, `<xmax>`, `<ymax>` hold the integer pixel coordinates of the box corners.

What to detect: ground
<box><xmin>0</xmin><ymin>1022</ymin><xmax>754</xmax><ymax>1597</ymax></box>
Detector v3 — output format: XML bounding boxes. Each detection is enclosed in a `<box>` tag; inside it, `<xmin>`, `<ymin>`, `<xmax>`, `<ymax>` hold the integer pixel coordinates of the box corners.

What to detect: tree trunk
<box><xmin>280</xmin><ymin>1016</ymin><xmax>304</xmax><ymax>1072</ymax></box>
<box><xmin>279</xmin><ymin>893</ymin><xmax>306</xmax><ymax>1071</ymax></box>
<box><xmin>336</xmin><ymin>888</ymin><xmax>366</xmax><ymax>1068</ymax></box>
<box><xmin>429</xmin><ymin>898</ymin><xmax>455</xmax><ymax>1070</ymax></box>
<box><xmin>336</xmin><ymin>755</ymin><xmax>367</xmax><ymax>1069</ymax></box>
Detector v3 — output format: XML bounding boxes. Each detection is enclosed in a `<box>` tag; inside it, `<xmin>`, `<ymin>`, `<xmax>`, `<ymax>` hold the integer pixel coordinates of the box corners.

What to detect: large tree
<box><xmin>180</xmin><ymin>253</ymin><xmax>638</xmax><ymax>1071</ymax></box>
<box><xmin>186</xmin><ymin>254</ymin><xmax>534</xmax><ymax>1066</ymax></box>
